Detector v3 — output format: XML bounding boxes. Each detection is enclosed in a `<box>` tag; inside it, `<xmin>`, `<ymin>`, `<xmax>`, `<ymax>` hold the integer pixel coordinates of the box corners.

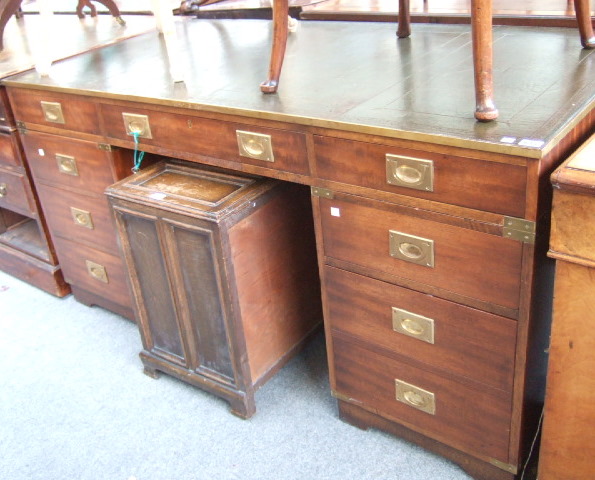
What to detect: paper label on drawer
<box><xmin>148</xmin><ymin>192</ymin><xmax>167</xmax><ymax>201</ymax></box>
<box><xmin>330</xmin><ymin>207</ymin><xmax>341</xmax><ymax>217</ymax></box>
<box><xmin>38</xmin><ymin>149</ymin><xmax>45</xmax><ymax>156</ymax></box>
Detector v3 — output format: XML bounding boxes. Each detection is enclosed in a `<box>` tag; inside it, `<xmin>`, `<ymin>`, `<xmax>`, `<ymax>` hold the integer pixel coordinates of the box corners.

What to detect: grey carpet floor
<box><xmin>0</xmin><ymin>269</ymin><xmax>472</xmax><ymax>480</ymax></box>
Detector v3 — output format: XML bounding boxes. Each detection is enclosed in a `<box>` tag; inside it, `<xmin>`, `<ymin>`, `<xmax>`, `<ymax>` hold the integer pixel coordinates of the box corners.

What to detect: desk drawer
<box><xmin>36</xmin><ymin>183</ymin><xmax>118</xmax><ymax>254</ymax></box>
<box><xmin>52</xmin><ymin>235</ymin><xmax>132</xmax><ymax>309</ymax></box>
<box><xmin>0</xmin><ymin>168</ymin><xmax>35</xmax><ymax>215</ymax></box>
<box><xmin>332</xmin><ymin>335</ymin><xmax>512</xmax><ymax>463</ymax></box>
<box><xmin>7</xmin><ymin>88</ymin><xmax>100</xmax><ymax>135</ymax></box>
<box><xmin>325</xmin><ymin>266</ymin><xmax>516</xmax><ymax>392</ymax></box>
<box><xmin>314</xmin><ymin>135</ymin><xmax>527</xmax><ymax>217</ymax></box>
<box><xmin>318</xmin><ymin>195</ymin><xmax>522</xmax><ymax>310</ymax></box>
<box><xmin>0</xmin><ymin>131</ymin><xmax>22</xmax><ymax>168</ymax></box>
<box><xmin>100</xmin><ymin>105</ymin><xmax>310</xmax><ymax>176</ymax></box>
<box><xmin>21</xmin><ymin>132</ymin><xmax>120</xmax><ymax>193</ymax></box>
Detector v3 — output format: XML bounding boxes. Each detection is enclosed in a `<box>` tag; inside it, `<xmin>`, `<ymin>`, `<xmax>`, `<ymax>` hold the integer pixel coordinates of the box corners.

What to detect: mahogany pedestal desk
<box><xmin>539</xmin><ymin>134</ymin><xmax>595</xmax><ymax>480</ymax></box>
<box><xmin>3</xmin><ymin>19</ymin><xmax>594</xmax><ymax>480</ymax></box>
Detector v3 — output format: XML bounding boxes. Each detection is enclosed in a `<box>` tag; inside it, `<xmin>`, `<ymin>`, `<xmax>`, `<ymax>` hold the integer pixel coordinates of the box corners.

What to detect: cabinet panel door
<box><xmin>0</xmin><ymin>132</ymin><xmax>22</xmax><ymax>168</ymax></box>
<box><xmin>22</xmin><ymin>132</ymin><xmax>118</xmax><ymax>193</ymax></box>
<box><xmin>325</xmin><ymin>266</ymin><xmax>517</xmax><ymax>392</ymax></box>
<box><xmin>35</xmin><ymin>183</ymin><xmax>119</xmax><ymax>254</ymax></box>
<box><xmin>0</xmin><ymin>168</ymin><xmax>35</xmax><ymax>216</ymax></box>
<box><xmin>333</xmin><ymin>335</ymin><xmax>512</xmax><ymax>463</ymax></box>
<box><xmin>318</xmin><ymin>195</ymin><xmax>523</xmax><ymax>310</ymax></box>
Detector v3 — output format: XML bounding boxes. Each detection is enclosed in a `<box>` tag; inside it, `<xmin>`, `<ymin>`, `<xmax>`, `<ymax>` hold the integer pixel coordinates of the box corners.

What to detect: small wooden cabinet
<box><xmin>106</xmin><ymin>161</ymin><xmax>322</xmax><ymax>418</ymax></box>
<box><xmin>0</xmin><ymin>87</ymin><xmax>69</xmax><ymax>296</ymax></box>
<box><xmin>538</xmin><ymin>134</ymin><xmax>595</xmax><ymax>479</ymax></box>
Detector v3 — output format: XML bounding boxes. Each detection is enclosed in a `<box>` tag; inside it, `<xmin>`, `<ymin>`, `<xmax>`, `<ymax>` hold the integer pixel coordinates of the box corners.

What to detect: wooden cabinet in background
<box><xmin>106</xmin><ymin>160</ymin><xmax>322</xmax><ymax>418</ymax></box>
<box><xmin>539</xmin><ymin>133</ymin><xmax>595</xmax><ymax>480</ymax></box>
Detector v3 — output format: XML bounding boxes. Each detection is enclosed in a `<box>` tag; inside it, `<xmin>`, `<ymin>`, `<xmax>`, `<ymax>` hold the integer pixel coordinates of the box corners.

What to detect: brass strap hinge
<box><xmin>489</xmin><ymin>458</ymin><xmax>518</xmax><ymax>474</ymax></box>
<box><xmin>16</xmin><ymin>121</ymin><xmax>26</xmax><ymax>134</ymax></box>
<box><xmin>97</xmin><ymin>143</ymin><xmax>112</xmax><ymax>152</ymax></box>
<box><xmin>311</xmin><ymin>186</ymin><xmax>334</xmax><ymax>199</ymax></box>
<box><xmin>503</xmin><ymin>216</ymin><xmax>535</xmax><ymax>244</ymax></box>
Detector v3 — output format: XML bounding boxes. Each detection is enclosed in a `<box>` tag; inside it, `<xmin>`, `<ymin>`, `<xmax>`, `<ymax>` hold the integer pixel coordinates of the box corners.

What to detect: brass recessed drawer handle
<box><xmin>122</xmin><ymin>113</ymin><xmax>153</xmax><ymax>139</ymax></box>
<box><xmin>0</xmin><ymin>183</ymin><xmax>7</xmax><ymax>198</ymax></box>
<box><xmin>392</xmin><ymin>307</ymin><xmax>435</xmax><ymax>344</ymax></box>
<box><xmin>395</xmin><ymin>379</ymin><xmax>436</xmax><ymax>415</ymax></box>
<box><xmin>389</xmin><ymin>230</ymin><xmax>435</xmax><ymax>268</ymax></box>
<box><xmin>85</xmin><ymin>260</ymin><xmax>108</xmax><ymax>283</ymax></box>
<box><xmin>56</xmin><ymin>154</ymin><xmax>79</xmax><ymax>176</ymax></box>
<box><xmin>386</xmin><ymin>154</ymin><xmax>434</xmax><ymax>192</ymax></box>
<box><xmin>40</xmin><ymin>101</ymin><xmax>65</xmax><ymax>124</ymax></box>
<box><xmin>236</xmin><ymin>130</ymin><xmax>274</xmax><ymax>162</ymax></box>
<box><xmin>70</xmin><ymin>207</ymin><xmax>94</xmax><ymax>229</ymax></box>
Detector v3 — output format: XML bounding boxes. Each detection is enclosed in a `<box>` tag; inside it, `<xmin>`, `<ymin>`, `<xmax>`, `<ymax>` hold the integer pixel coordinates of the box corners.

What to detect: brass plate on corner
<box><xmin>392</xmin><ymin>307</ymin><xmax>435</xmax><ymax>344</ymax></box>
<box><xmin>236</xmin><ymin>130</ymin><xmax>274</xmax><ymax>162</ymax></box>
<box><xmin>311</xmin><ymin>186</ymin><xmax>334</xmax><ymax>199</ymax></box>
<box><xmin>40</xmin><ymin>101</ymin><xmax>65</xmax><ymax>124</ymax></box>
<box><xmin>71</xmin><ymin>207</ymin><xmax>94</xmax><ymax>229</ymax></box>
<box><xmin>56</xmin><ymin>154</ymin><xmax>79</xmax><ymax>176</ymax></box>
<box><xmin>386</xmin><ymin>154</ymin><xmax>434</xmax><ymax>192</ymax></box>
<box><xmin>389</xmin><ymin>230</ymin><xmax>435</xmax><ymax>267</ymax></box>
<box><xmin>122</xmin><ymin>113</ymin><xmax>152</xmax><ymax>139</ymax></box>
<box><xmin>85</xmin><ymin>260</ymin><xmax>108</xmax><ymax>283</ymax></box>
<box><xmin>503</xmin><ymin>216</ymin><xmax>535</xmax><ymax>244</ymax></box>
<box><xmin>395</xmin><ymin>379</ymin><xmax>436</xmax><ymax>415</ymax></box>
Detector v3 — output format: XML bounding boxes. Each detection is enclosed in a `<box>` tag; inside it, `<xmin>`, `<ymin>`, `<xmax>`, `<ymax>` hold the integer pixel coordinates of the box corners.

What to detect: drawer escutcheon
<box><xmin>236</xmin><ymin>130</ymin><xmax>274</xmax><ymax>162</ymax></box>
<box><xmin>85</xmin><ymin>260</ymin><xmax>108</xmax><ymax>283</ymax></box>
<box><xmin>40</xmin><ymin>101</ymin><xmax>65</xmax><ymax>124</ymax></box>
<box><xmin>56</xmin><ymin>154</ymin><xmax>79</xmax><ymax>176</ymax></box>
<box><xmin>70</xmin><ymin>207</ymin><xmax>94</xmax><ymax>229</ymax></box>
<box><xmin>389</xmin><ymin>230</ymin><xmax>435</xmax><ymax>267</ymax></box>
<box><xmin>0</xmin><ymin>182</ymin><xmax>7</xmax><ymax>198</ymax></box>
<box><xmin>395</xmin><ymin>379</ymin><xmax>436</xmax><ymax>415</ymax></box>
<box><xmin>386</xmin><ymin>154</ymin><xmax>434</xmax><ymax>192</ymax></box>
<box><xmin>392</xmin><ymin>307</ymin><xmax>435</xmax><ymax>344</ymax></box>
<box><xmin>122</xmin><ymin>113</ymin><xmax>153</xmax><ymax>139</ymax></box>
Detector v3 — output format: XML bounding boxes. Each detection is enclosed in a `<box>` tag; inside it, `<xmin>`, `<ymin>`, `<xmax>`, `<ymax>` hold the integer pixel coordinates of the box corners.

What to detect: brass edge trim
<box><xmin>488</xmin><ymin>459</ymin><xmax>518</xmax><ymax>474</ymax></box>
<box><xmin>3</xmin><ymin>82</ymin><xmax>584</xmax><ymax>159</ymax></box>
<box><xmin>330</xmin><ymin>390</ymin><xmax>361</xmax><ymax>404</ymax></box>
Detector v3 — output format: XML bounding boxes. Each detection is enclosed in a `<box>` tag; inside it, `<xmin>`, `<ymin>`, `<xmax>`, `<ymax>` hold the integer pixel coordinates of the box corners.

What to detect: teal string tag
<box><xmin>132</xmin><ymin>131</ymin><xmax>145</xmax><ymax>173</ymax></box>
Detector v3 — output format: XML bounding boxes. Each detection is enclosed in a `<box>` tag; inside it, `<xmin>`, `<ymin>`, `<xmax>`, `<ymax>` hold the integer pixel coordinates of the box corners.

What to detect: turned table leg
<box><xmin>471</xmin><ymin>0</ymin><xmax>498</xmax><ymax>121</ymax></box>
<box><xmin>260</xmin><ymin>0</ymin><xmax>289</xmax><ymax>93</ymax></box>
<box><xmin>574</xmin><ymin>0</ymin><xmax>595</xmax><ymax>48</ymax></box>
<box><xmin>397</xmin><ymin>0</ymin><xmax>411</xmax><ymax>38</ymax></box>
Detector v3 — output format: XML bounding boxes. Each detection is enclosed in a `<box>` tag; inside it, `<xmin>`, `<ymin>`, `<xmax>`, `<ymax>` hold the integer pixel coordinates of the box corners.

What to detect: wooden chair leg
<box><xmin>0</xmin><ymin>0</ymin><xmax>23</xmax><ymax>51</ymax></box>
<box><xmin>260</xmin><ymin>0</ymin><xmax>289</xmax><ymax>93</ymax></box>
<box><xmin>470</xmin><ymin>0</ymin><xmax>498</xmax><ymax>121</ymax></box>
<box><xmin>397</xmin><ymin>0</ymin><xmax>410</xmax><ymax>38</ymax></box>
<box><xmin>77</xmin><ymin>0</ymin><xmax>125</xmax><ymax>24</ymax></box>
<box><xmin>574</xmin><ymin>0</ymin><xmax>595</xmax><ymax>48</ymax></box>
